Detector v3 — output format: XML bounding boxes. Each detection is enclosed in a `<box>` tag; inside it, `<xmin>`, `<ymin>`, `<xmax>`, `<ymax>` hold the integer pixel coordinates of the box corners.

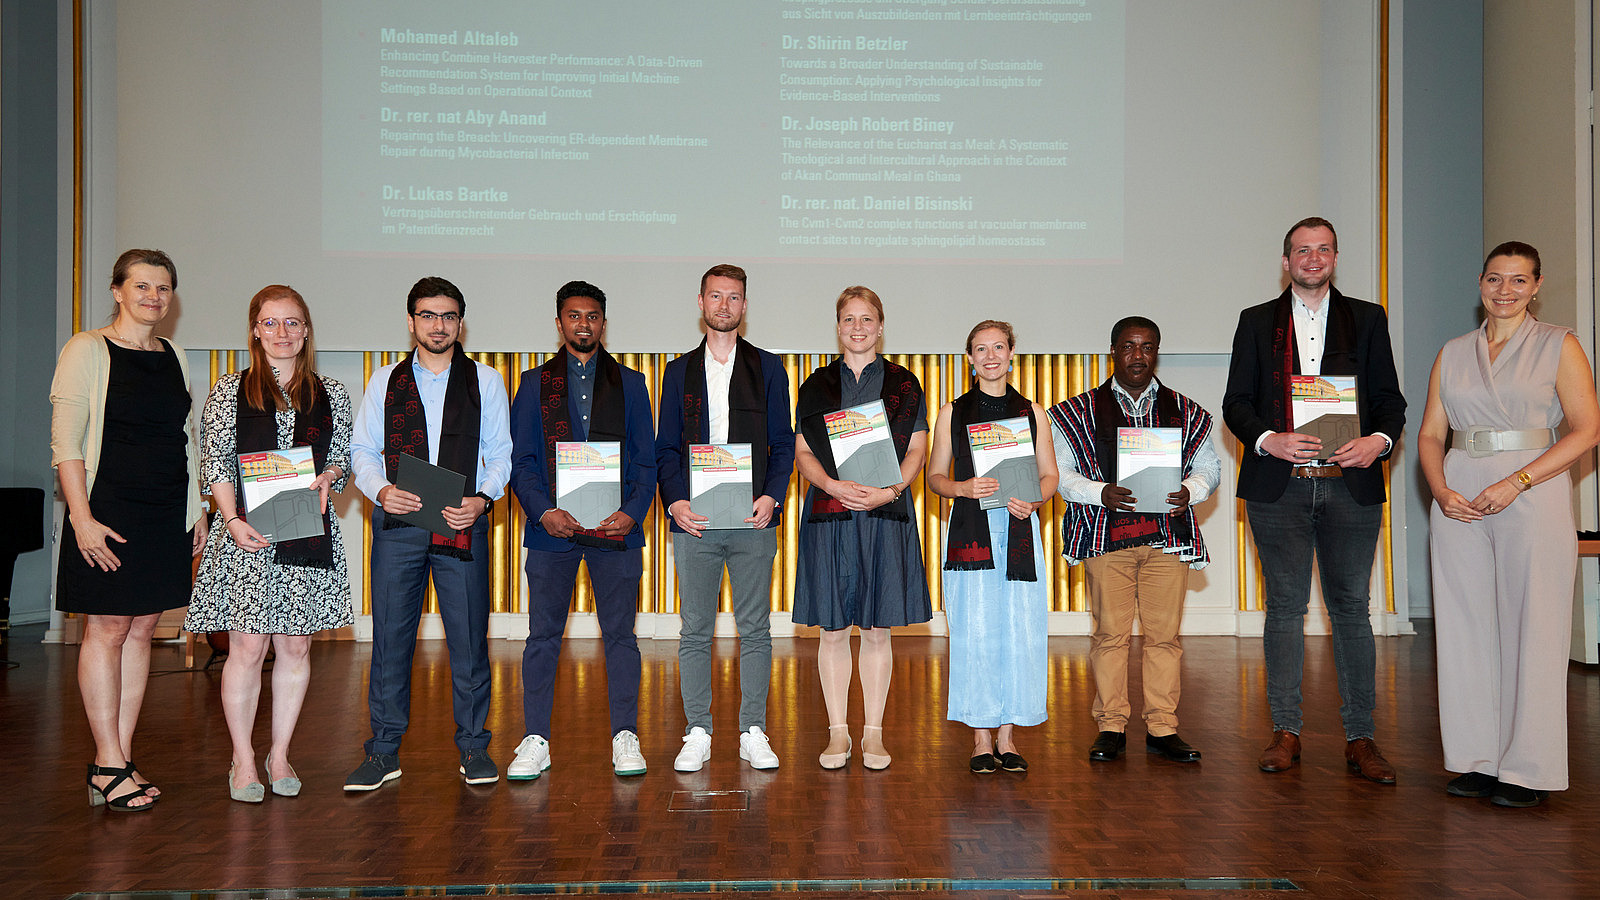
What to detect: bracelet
<box><xmin>225</xmin><ymin>515</ymin><xmax>241</xmax><ymax>525</ymax></box>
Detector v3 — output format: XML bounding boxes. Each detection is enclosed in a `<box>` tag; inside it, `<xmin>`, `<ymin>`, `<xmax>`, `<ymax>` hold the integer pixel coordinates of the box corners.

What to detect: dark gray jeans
<box><xmin>1247</xmin><ymin>475</ymin><xmax>1382</xmax><ymax>740</ymax></box>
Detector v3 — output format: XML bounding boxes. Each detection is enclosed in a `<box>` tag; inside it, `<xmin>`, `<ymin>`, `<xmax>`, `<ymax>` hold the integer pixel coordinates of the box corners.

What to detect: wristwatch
<box><xmin>1512</xmin><ymin>470</ymin><xmax>1533</xmax><ymax>491</ymax></box>
<box><xmin>475</xmin><ymin>491</ymin><xmax>495</xmax><ymax>507</ymax></box>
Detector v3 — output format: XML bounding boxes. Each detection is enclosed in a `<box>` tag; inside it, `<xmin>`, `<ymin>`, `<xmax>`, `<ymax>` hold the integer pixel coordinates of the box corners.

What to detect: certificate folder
<box><xmin>689</xmin><ymin>443</ymin><xmax>755</xmax><ymax>530</ymax></box>
<box><xmin>1117</xmin><ymin>427</ymin><xmax>1182</xmax><ymax>515</ymax></box>
<box><xmin>391</xmin><ymin>452</ymin><xmax>468</xmax><ymax>539</ymax></box>
<box><xmin>555</xmin><ymin>442</ymin><xmax>622</xmax><ymax>529</ymax></box>
<box><xmin>825</xmin><ymin>400</ymin><xmax>901</xmax><ymax>488</ymax></box>
<box><xmin>966</xmin><ymin>416</ymin><xmax>1042</xmax><ymax>510</ymax></box>
<box><xmin>1291</xmin><ymin>375</ymin><xmax>1360</xmax><ymax>461</ymax></box>
<box><xmin>237</xmin><ymin>446</ymin><xmax>323</xmax><ymax>543</ymax></box>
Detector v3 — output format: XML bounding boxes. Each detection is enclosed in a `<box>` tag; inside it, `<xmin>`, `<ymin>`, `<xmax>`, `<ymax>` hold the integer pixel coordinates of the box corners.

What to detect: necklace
<box><xmin>110</xmin><ymin>323</ymin><xmax>153</xmax><ymax>351</ymax></box>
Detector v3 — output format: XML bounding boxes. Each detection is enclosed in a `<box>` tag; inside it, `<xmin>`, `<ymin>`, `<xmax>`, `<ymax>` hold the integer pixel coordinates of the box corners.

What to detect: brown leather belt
<box><xmin>1291</xmin><ymin>464</ymin><xmax>1343</xmax><ymax>478</ymax></box>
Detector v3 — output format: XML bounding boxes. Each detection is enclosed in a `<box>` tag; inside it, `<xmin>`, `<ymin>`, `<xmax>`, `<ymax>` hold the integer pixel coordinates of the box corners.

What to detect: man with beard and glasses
<box><xmin>345</xmin><ymin>276</ymin><xmax>512</xmax><ymax>790</ymax></box>
<box><xmin>655</xmin><ymin>265</ymin><xmax>795</xmax><ymax>772</ymax></box>
<box><xmin>1222</xmin><ymin>217</ymin><xmax>1406</xmax><ymax>784</ymax></box>
<box><xmin>507</xmin><ymin>280</ymin><xmax>656</xmax><ymax>779</ymax></box>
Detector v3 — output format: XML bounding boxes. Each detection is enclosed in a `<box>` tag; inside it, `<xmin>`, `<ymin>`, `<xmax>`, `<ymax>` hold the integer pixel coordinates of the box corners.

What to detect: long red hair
<box><xmin>240</xmin><ymin>285</ymin><xmax>318</xmax><ymax>413</ymax></box>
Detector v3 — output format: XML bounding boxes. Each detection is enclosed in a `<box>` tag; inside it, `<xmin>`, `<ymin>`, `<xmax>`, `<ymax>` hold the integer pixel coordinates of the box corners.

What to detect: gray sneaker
<box><xmin>459</xmin><ymin>748</ymin><xmax>498</xmax><ymax>785</ymax></box>
<box><xmin>344</xmin><ymin>752</ymin><xmax>401</xmax><ymax>792</ymax></box>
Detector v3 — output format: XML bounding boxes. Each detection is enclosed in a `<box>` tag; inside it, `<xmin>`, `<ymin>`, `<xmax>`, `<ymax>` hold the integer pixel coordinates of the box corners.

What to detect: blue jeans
<box><xmin>1247</xmin><ymin>475</ymin><xmax>1381</xmax><ymax>739</ymax></box>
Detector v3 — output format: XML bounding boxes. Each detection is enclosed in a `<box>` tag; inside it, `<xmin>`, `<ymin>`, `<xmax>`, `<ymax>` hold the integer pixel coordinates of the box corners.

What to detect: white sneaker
<box><xmin>739</xmin><ymin>726</ymin><xmax>781</xmax><ymax>770</ymax></box>
<box><xmin>612</xmin><ymin>730</ymin><xmax>647</xmax><ymax>776</ymax></box>
<box><xmin>674</xmin><ymin>726</ymin><xmax>713</xmax><ymax>772</ymax></box>
<box><xmin>507</xmin><ymin>734</ymin><xmax>550</xmax><ymax>781</ymax></box>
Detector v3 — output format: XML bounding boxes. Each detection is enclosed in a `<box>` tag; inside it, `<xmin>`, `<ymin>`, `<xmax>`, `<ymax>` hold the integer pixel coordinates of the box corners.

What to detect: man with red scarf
<box><xmin>1222</xmin><ymin>217</ymin><xmax>1405</xmax><ymax>784</ymax></box>
<box><xmin>345</xmin><ymin>276</ymin><xmax>512</xmax><ymax>791</ymax></box>
<box><xmin>507</xmin><ymin>281</ymin><xmax>656</xmax><ymax>779</ymax></box>
<box><xmin>1048</xmin><ymin>316</ymin><xmax>1218</xmax><ymax>765</ymax></box>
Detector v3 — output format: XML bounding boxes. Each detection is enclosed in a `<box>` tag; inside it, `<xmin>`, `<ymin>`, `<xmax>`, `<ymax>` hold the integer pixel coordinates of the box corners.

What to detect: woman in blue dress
<box><xmin>926</xmin><ymin>320</ymin><xmax>1057</xmax><ymax>772</ymax></box>
<box><xmin>793</xmin><ymin>286</ymin><xmax>932</xmax><ymax>770</ymax></box>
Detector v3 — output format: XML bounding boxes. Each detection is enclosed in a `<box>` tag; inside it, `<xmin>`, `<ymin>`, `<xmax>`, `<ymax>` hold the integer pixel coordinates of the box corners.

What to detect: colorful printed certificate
<box><xmin>825</xmin><ymin>400</ymin><xmax>901</xmax><ymax>488</ymax></box>
<box><xmin>967</xmin><ymin>416</ymin><xmax>1042</xmax><ymax>511</ymax></box>
<box><xmin>237</xmin><ymin>445</ymin><xmax>322</xmax><ymax>542</ymax></box>
<box><xmin>1116</xmin><ymin>427</ymin><xmax>1182</xmax><ymax>515</ymax></box>
<box><xmin>555</xmin><ymin>441</ymin><xmax>622</xmax><ymax>529</ymax></box>
<box><xmin>689</xmin><ymin>443</ymin><xmax>755</xmax><ymax>530</ymax></box>
<box><xmin>1290</xmin><ymin>375</ymin><xmax>1359</xmax><ymax>461</ymax></box>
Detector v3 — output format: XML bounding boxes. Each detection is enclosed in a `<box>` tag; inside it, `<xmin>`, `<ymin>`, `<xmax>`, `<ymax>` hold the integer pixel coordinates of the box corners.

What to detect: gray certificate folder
<box><xmin>391</xmin><ymin>453</ymin><xmax>468</xmax><ymax>538</ymax></box>
<box><xmin>249</xmin><ymin>489</ymin><xmax>326</xmax><ymax>543</ymax></box>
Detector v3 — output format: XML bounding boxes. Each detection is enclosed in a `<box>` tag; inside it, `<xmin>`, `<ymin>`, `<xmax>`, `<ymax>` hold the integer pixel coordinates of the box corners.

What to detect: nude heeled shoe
<box><xmin>818</xmin><ymin>724</ymin><xmax>852</xmax><ymax>769</ymax></box>
<box><xmin>861</xmin><ymin>725</ymin><xmax>892</xmax><ymax>770</ymax></box>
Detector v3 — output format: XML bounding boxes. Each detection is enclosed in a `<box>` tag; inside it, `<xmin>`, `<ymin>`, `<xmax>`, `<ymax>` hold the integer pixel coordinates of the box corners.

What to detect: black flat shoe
<box><xmin>1145</xmin><ymin>733</ymin><xmax>1201</xmax><ymax>763</ymax></box>
<box><xmin>1446</xmin><ymin>771</ymin><xmax>1498</xmax><ymax>798</ymax></box>
<box><xmin>969</xmin><ymin>753</ymin><xmax>998</xmax><ymax>773</ymax></box>
<box><xmin>1088</xmin><ymin>731</ymin><xmax>1126</xmax><ymax>761</ymax></box>
<box><xmin>998</xmin><ymin>751</ymin><xmax>1028</xmax><ymax>772</ymax></box>
<box><xmin>1490</xmin><ymin>782</ymin><xmax>1548</xmax><ymax>808</ymax></box>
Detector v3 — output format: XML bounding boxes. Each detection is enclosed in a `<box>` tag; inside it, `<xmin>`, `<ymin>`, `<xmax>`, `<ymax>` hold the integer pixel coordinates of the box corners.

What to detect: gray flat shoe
<box><xmin>266</xmin><ymin>754</ymin><xmax>301</xmax><ymax>797</ymax></box>
<box><xmin>228</xmin><ymin>764</ymin><xmax>264</xmax><ymax>803</ymax></box>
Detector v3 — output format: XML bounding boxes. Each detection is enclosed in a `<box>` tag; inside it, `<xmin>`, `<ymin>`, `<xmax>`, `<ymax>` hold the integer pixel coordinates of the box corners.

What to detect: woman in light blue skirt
<box><xmin>926</xmin><ymin>320</ymin><xmax>1057</xmax><ymax>773</ymax></box>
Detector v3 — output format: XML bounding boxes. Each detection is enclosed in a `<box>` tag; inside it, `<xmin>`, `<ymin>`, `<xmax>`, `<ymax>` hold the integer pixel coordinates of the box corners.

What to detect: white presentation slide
<box><xmin>322</xmin><ymin>1</ymin><xmax>1123</xmax><ymax>262</ymax></box>
<box><xmin>102</xmin><ymin>1</ymin><xmax>1374</xmax><ymax>353</ymax></box>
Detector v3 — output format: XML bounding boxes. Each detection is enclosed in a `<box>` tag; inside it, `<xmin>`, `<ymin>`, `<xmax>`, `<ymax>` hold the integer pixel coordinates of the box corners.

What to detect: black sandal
<box><xmin>87</xmin><ymin>763</ymin><xmax>154</xmax><ymax>812</ymax></box>
<box><xmin>126</xmin><ymin>759</ymin><xmax>159</xmax><ymax>800</ymax></box>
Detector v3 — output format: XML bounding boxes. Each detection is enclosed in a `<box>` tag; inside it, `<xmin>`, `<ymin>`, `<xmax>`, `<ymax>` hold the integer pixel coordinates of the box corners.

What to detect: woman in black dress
<box><xmin>50</xmin><ymin>249</ymin><xmax>206</xmax><ymax>811</ymax></box>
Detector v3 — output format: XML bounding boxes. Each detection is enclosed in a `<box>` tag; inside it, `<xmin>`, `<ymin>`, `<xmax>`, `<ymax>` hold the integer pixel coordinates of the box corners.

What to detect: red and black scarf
<box><xmin>943</xmin><ymin>386</ymin><xmax>1037</xmax><ymax>582</ymax></box>
<box><xmin>381</xmin><ymin>344</ymin><xmax>481</xmax><ymax>560</ymax></box>
<box><xmin>1267</xmin><ymin>292</ymin><xmax>1359</xmax><ymax>432</ymax></box>
<box><xmin>235</xmin><ymin>372</ymin><xmax>334</xmax><ymax>568</ymax></box>
<box><xmin>538</xmin><ymin>346</ymin><xmax>628</xmax><ymax>549</ymax></box>
<box><xmin>677</xmin><ymin>337</ymin><xmax>769</xmax><ymax>507</ymax></box>
<box><xmin>1092</xmin><ymin>382</ymin><xmax>1192</xmax><ymax>554</ymax></box>
<box><xmin>795</xmin><ymin>358</ymin><xmax>920</xmax><ymax>523</ymax></box>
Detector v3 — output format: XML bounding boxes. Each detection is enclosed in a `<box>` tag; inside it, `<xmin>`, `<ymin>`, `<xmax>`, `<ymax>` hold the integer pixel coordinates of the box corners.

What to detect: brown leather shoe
<box><xmin>1257</xmin><ymin>730</ymin><xmax>1301</xmax><ymax>772</ymax></box>
<box><xmin>1344</xmin><ymin>738</ymin><xmax>1397</xmax><ymax>784</ymax></box>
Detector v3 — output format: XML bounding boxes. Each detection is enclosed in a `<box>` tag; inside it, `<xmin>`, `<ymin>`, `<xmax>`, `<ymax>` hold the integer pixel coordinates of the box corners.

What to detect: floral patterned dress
<box><xmin>184</xmin><ymin>372</ymin><xmax>355</xmax><ymax>635</ymax></box>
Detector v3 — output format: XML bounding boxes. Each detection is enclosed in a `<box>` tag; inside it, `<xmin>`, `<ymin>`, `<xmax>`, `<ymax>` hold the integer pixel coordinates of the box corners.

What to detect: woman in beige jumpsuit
<box><xmin>1419</xmin><ymin>241</ymin><xmax>1600</xmax><ymax>808</ymax></box>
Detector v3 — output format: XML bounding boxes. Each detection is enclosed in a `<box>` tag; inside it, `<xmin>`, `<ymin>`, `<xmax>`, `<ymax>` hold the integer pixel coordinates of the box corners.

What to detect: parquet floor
<box><xmin>2</xmin><ymin>623</ymin><xmax>1598</xmax><ymax>899</ymax></box>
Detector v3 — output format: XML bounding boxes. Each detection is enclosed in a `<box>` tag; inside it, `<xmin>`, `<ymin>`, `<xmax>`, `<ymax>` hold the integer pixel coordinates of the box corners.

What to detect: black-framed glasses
<box><xmin>256</xmin><ymin>318</ymin><xmax>306</xmax><ymax>333</ymax></box>
<box><xmin>412</xmin><ymin>311</ymin><xmax>462</xmax><ymax>324</ymax></box>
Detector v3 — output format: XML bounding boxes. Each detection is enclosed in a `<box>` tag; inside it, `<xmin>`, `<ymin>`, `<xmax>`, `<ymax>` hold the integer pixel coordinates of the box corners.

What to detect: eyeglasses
<box><xmin>256</xmin><ymin>318</ymin><xmax>306</xmax><ymax>333</ymax></box>
<box><xmin>412</xmin><ymin>311</ymin><xmax>461</xmax><ymax>324</ymax></box>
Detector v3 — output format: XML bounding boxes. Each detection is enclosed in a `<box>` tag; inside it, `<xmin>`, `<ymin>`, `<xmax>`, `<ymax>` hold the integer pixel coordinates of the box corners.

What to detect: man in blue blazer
<box><xmin>656</xmin><ymin>265</ymin><xmax>795</xmax><ymax>772</ymax></box>
<box><xmin>506</xmin><ymin>280</ymin><xmax>656</xmax><ymax>779</ymax></box>
<box><xmin>1222</xmin><ymin>217</ymin><xmax>1406</xmax><ymax>784</ymax></box>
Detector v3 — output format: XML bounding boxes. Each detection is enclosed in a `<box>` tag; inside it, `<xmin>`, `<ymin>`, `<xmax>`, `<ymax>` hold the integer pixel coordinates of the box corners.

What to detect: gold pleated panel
<box><xmin>200</xmin><ymin>350</ymin><xmax>1394</xmax><ymax>620</ymax></box>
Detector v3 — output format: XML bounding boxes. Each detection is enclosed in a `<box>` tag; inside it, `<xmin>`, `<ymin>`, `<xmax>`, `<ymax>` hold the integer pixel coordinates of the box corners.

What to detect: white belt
<box><xmin>1451</xmin><ymin>426</ymin><xmax>1555</xmax><ymax>458</ymax></box>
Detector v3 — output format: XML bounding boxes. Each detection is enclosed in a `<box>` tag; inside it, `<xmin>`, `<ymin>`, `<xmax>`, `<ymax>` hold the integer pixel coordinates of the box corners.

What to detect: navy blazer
<box><xmin>509</xmin><ymin>356</ymin><xmax>657</xmax><ymax>551</ymax></box>
<box><xmin>1222</xmin><ymin>287</ymin><xmax>1405</xmax><ymax>506</ymax></box>
<box><xmin>655</xmin><ymin>342</ymin><xmax>795</xmax><ymax>532</ymax></box>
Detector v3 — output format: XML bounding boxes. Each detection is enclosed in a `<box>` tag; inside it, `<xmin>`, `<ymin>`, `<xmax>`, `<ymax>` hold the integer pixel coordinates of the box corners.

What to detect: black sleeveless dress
<box><xmin>56</xmin><ymin>338</ymin><xmax>193</xmax><ymax>616</ymax></box>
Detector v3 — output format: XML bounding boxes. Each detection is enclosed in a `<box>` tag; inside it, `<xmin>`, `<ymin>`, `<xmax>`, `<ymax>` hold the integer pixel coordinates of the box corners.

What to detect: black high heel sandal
<box><xmin>125</xmin><ymin>759</ymin><xmax>159</xmax><ymax>800</ymax></box>
<box><xmin>87</xmin><ymin>763</ymin><xmax>154</xmax><ymax>812</ymax></box>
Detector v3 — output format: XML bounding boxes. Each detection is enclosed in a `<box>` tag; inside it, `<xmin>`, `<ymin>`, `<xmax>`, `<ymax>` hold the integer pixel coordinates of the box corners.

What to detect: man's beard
<box><xmin>703</xmin><ymin>314</ymin><xmax>742</xmax><ymax>334</ymax></box>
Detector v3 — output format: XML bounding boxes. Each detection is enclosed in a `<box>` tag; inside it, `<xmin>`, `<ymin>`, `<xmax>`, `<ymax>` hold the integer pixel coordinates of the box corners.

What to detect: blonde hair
<box><xmin>965</xmin><ymin>320</ymin><xmax>1015</xmax><ymax>354</ymax></box>
<box><xmin>834</xmin><ymin>285</ymin><xmax>884</xmax><ymax>320</ymax></box>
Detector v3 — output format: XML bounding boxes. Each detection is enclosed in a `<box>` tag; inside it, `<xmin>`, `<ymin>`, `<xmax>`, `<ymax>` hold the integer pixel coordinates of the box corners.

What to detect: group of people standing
<box><xmin>51</xmin><ymin>215</ymin><xmax>1598</xmax><ymax>814</ymax></box>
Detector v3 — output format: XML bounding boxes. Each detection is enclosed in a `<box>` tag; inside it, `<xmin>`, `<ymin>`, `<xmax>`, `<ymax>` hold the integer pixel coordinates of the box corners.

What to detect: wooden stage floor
<box><xmin>3</xmin><ymin>623</ymin><xmax>1599</xmax><ymax>899</ymax></box>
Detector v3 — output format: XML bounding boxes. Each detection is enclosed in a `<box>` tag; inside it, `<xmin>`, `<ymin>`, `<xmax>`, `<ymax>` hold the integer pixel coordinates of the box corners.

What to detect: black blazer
<box><xmin>1222</xmin><ymin>287</ymin><xmax>1405</xmax><ymax>506</ymax></box>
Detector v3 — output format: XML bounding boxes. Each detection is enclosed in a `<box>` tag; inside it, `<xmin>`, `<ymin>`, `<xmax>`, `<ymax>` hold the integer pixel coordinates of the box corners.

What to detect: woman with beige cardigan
<box><xmin>51</xmin><ymin>249</ymin><xmax>206</xmax><ymax>811</ymax></box>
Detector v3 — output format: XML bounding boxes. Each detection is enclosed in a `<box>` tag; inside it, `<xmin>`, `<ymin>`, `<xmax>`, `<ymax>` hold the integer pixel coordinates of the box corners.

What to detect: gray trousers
<box><xmin>673</xmin><ymin>527</ymin><xmax>779</xmax><ymax>733</ymax></box>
